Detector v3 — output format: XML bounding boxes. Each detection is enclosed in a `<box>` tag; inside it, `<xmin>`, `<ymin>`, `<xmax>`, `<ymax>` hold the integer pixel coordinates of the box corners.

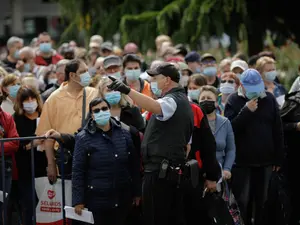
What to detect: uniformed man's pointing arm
<box><xmin>107</xmin><ymin>76</ymin><xmax>168</xmax><ymax>116</ymax></box>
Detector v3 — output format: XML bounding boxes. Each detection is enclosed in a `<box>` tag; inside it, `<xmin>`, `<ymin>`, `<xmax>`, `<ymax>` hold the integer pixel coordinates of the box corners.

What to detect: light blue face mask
<box><xmin>79</xmin><ymin>71</ymin><xmax>91</xmax><ymax>87</ymax></box>
<box><xmin>39</xmin><ymin>43</ymin><xmax>52</xmax><ymax>53</ymax></box>
<box><xmin>23</xmin><ymin>101</ymin><xmax>38</xmax><ymax>114</ymax></box>
<box><xmin>264</xmin><ymin>70</ymin><xmax>277</xmax><ymax>82</ymax></box>
<box><xmin>236</xmin><ymin>73</ymin><xmax>242</xmax><ymax>80</ymax></box>
<box><xmin>150</xmin><ymin>82</ymin><xmax>162</xmax><ymax>97</ymax></box>
<box><xmin>24</xmin><ymin>63</ymin><xmax>31</xmax><ymax>72</ymax></box>
<box><xmin>245</xmin><ymin>92</ymin><xmax>260</xmax><ymax>100</ymax></box>
<box><xmin>94</xmin><ymin>110</ymin><xmax>111</xmax><ymax>126</ymax></box>
<box><xmin>13</xmin><ymin>50</ymin><xmax>20</xmax><ymax>59</ymax></box>
<box><xmin>105</xmin><ymin>91</ymin><xmax>121</xmax><ymax>105</ymax></box>
<box><xmin>203</xmin><ymin>66</ymin><xmax>217</xmax><ymax>77</ymax></box>
<box><xmin>109</xmin><ymin>71</ymin><xmax>122</xmax><ymax>80</ymax></box>
<box><xmin>188</xmin><ymin>89</ymin><xmax>200</xmax><ymax>101</ymax></box>
<box><xmin>125</xmin><ymin>69</ymin><xmax>141</xmax><ymax>81</ymax></box>
<box><xmin>8</xmin><ymin>84</ymin><xmax>20</xmax><ymax>98</ymax></box>
<box><xmin>195</xmin><ymin>67</ymin><xmax>202</xmax><ymax>73</ymax></box>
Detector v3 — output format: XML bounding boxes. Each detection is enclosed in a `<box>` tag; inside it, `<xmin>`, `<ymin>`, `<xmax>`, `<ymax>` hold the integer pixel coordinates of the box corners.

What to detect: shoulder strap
<box><xmin>82</xmin><ymin>88</ymin><xmax>86</xmax><ymax>127</ymax></box>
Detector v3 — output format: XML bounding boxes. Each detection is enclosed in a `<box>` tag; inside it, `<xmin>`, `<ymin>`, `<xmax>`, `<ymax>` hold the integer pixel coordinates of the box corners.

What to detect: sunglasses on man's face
<box><xmin>221</xmin><ymin>80</ymin><xmax>235</xmax><ymax>84</ymax></box>
<box><xmin>92</xmin><ymin>106</ymin><xmax>109</xmax><ymax>114</ymax></box>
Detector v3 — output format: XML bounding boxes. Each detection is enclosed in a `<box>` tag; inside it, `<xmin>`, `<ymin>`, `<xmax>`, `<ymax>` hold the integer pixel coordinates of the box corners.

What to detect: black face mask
<box><xmin>200</xmin><ymin>100</ymin><xmax>216</xmax><ymax>114</ymax></box>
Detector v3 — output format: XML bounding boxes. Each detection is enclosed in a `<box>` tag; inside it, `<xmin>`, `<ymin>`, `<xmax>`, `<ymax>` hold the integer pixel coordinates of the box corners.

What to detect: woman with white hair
<box><xmin>219</xmin><ymin>58</ymin><xmax>231</xmax><ymax>74</ymax></box>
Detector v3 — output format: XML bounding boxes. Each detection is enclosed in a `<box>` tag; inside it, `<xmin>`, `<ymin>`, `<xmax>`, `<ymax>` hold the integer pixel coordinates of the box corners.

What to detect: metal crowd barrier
<box><xmin>0</xmin><ymin>136</ymin><xmax>67</xmax><ymax>225</ymax></box>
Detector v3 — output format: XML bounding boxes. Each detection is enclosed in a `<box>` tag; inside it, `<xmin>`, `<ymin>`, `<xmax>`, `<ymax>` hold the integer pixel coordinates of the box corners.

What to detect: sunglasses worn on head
<box><xmin>221</xmin><ymin>80</ymin><xmax>234</xmax><ymax>84</ymax></box>
<box><xmin>92</xmin><ymin>106</ymin><xmax>109</xmax><ymax>113</ymax></box>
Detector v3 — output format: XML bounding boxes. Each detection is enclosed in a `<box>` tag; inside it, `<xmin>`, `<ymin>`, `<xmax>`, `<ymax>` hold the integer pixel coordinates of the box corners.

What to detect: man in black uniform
<box><xmin>108</xmin><ymin>62</ymin><xmax>194</xmax><ymax>225</ymax></box>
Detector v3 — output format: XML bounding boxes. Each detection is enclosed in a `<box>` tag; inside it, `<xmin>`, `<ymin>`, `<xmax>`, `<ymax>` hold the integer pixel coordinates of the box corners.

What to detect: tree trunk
<box><xmin>247</xmin><ymin>20</ymin><xmax>264</xmax><ymax>56</ymax></box>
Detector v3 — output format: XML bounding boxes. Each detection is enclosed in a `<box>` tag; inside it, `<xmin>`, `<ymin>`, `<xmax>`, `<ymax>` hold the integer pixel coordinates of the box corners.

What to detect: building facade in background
<box><xmin>0</xmin><ymin>0</ymin><xmax>61</xmax><ymax>46</ymax></box>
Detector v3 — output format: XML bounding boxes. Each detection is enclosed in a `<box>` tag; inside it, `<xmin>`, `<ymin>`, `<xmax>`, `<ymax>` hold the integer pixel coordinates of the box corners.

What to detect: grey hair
<box><xmin>56</xmin><ymin>59</ymin><xmax>70</xmax><ymax>71</ymax></box>
<box><xmin>7</xmin><ymin>36</ymin><xmax>24</xmax><ymax>49</ymax></box>
<box><xmin>219</xmin><ymin>58</ymin><xmax>232</xmax><ymax>69</ymax></box>
<box><xmin>19</xmin><ymin>47</ymin><xmax>35</xmax><ymax>57</ymax></box>
<box><xmin>150</xmin><ymin>60</ymin><xmax>163</xmax><ymax>70</ymax></box>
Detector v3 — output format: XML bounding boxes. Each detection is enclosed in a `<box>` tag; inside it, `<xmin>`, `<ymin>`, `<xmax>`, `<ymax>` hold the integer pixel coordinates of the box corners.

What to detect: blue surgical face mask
<box><xmin>79</xmin><ymin>72</ymin><xmax>91</xmax><ymax>87</ymax></box>
<box><xmin>23</xmin><ymin>100</ymin><xmax>38</xmax><ymax>114</ymax></box>
<box><xmin>24</xmin><ymin>63</ymin><xmax>31</xmax><ymax>72</ymax></box>
<box><xmin>195</xmin><ymin>67</ymin><xmax>202</xmax><ymax>73</ymax></box>
<box><xmin>94</xmin><ymin>110</ymin><xmax>111</xmax><ymax>126</ymax></box>
<box><xmin>245</xmin><ymin>92</ymin><xmax>260</xmax><ymax>100</ymax></box>
<box><xmin>39</xmin><ymin>43</ymin><xmax>52</xmax><ymax>53</ymax></box>
<box><xmin>203</xmin><ymin>66</ymin><xmax>217</xmax><ymax>77</ymax></box>
<box><xmin>220</xmin><ymin>82</ymin><xmax>235</xmax><ymax>94</ymax></box>
<box><xmin>236</xmin><ymin>73</ymin><xmax>242</xmax><ymax>80</ymax></box>
<box><xmin>150</xmin><ymin>82</ymin><xmax>162</xmax><ymax>97</ymax></box>
<box><xmin>264</xmin><ymin>70</ymin><xmax>277</xmax><ymax>82</ymax></box>
<box><xmin>105</xmin><ymin>91</ymin><xmax>121</xmax><ymax>105</ymax></box>
<box><xmin>109</xmin><ymin>71</ymin><xmax>122</xmax><ymax>80</ymax></box>
<box><xmin>13</xmin><ymin>50</ymin><xmax>20</xmax><ymax>59</ymax></box>
<box><xmin>125</xmin><ymin>69</ymin><xmax>141</xmax><ymax>81</ymax></box>
<box><xmin>8</xmin><ymin>84</ymin><xmax>20</xmax><ymax>98</ymax></box>
<box><xmin>188</xmin><ymin>89</ymin><xmax>200</xmax><ymax>101</ymax></box>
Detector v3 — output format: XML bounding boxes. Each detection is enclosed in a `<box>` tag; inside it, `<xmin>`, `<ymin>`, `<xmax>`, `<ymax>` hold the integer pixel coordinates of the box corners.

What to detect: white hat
<box><xmin>89</xmin><ymin>42</ymin><xmax>100</xmax><ymax>49</ymax></box>
<box><xmin>90</xmin><ymin>35</ymin><xmax>103</xmax><ymax>45</ymax></box>
<box><xmin>230</xmin><ymin>59</ymin><xmax>249</xmax><ymax>71</ymax></box>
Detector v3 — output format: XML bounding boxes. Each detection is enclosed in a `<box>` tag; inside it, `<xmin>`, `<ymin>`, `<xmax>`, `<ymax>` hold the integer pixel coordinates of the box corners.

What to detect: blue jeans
<box><xmin>0</xmin><ymin>161</ymin><xmax>13</xmax><ymax>225</ymax></box>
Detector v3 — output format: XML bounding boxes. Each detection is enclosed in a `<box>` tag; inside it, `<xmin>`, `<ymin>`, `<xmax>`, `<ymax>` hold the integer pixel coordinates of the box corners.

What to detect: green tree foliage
<box><xmin>58</xmin><ymin>0</ymin><xmax>247</xmax><ymax>51</ymax></box>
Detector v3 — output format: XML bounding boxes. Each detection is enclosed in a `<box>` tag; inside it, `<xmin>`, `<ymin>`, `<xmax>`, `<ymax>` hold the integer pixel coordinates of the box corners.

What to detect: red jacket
<box><xmin>0</xmin><ymin>109</ymin><xmax>19</xmax><ymax>180</ymax></box>
<box><xmin>35</xmin><ymin>52</ymin><xmax>63</xmax><ymax>66</ymax></box>
<box><xmin>190</xmin><ymin>103</ymin><xmax>204</xmax><ymax>168</ymax></box>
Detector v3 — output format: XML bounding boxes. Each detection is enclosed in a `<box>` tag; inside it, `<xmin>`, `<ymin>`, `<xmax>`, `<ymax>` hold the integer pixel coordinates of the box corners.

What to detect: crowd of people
<box><xmin>0</xmin><ymin>31</ymin><xmax>298</xmax><ymax>225</ymax></box>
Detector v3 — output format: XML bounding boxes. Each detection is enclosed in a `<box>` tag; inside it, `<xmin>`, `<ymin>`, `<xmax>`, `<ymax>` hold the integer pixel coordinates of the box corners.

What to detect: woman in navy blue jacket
<box><xmin>47</xmin><ymin>97</ymin><xmax>141</xmax><ymax>225</ymax></box>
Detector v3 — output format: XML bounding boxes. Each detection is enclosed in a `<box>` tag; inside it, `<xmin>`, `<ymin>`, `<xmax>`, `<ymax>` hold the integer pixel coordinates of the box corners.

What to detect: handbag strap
<box><xmin>82</xmin><ymin>88</ymin><xmax>86</xmax><ymax>127</ymax></box>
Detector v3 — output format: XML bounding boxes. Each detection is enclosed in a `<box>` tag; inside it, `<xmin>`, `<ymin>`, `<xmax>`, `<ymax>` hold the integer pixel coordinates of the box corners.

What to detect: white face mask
<box><xmin>48</xmin><ymin>78</ymin><xmax>58</xmax><ymax>85</ymax></box>
<box><xmin>179</xmin><ymin>76</ymin><xmax>189</xmax><ymax>87</ymax></box>
<box><xmin>220</xmin><ymin>82</ymin><xmax>236</xmax><ymax>94</ymax></box>
<box><xmin>23</xmin><ymin>100</ymin><xmax>38</xmax><ymax>114</ymax></box>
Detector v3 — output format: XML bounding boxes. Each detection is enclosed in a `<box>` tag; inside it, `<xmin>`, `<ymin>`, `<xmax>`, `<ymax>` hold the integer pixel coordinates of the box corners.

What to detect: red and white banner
<box><xmin>35</xmin><ymin>178</ymin><xmax>72</xmax><ymax>225</ymax></box>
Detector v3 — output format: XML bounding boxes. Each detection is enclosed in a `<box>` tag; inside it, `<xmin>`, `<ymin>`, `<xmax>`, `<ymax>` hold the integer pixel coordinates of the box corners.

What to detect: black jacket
<box><xmin>280</xmin><ymin>91</ymin><xmax>300</xmax><ymax>166</ymax></box>
<box><xmin>120</xmin><ymin>105</ymin><xmax>145</xmax><ymax>132</ymax></box>
<box><xmin>224</xmin><ymin>92</ymin><xmax>284</xmax><ymax>167</ymax></box>
<box><xmin>188</xmin><ymin>102</ymin><xmax>221</xmax><ymax>182</ymax></box>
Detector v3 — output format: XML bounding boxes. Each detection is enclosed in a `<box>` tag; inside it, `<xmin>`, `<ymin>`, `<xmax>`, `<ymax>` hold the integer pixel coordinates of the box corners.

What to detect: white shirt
<box><xmin>1</xmin><ymin>98</ymin><xmax>14</xmax><ymax>115</ymax></box>
<box><xmin>155</xmin><ymin>97</ymin><xmax>177</xmax><ymax>121</ymax></box>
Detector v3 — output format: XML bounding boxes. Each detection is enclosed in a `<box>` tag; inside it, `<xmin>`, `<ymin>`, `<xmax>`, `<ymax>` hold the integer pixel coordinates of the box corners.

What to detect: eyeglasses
<box><xmin>92</xmin><ymin>106</ymin><xmax>109</xmax><ymax>113</ymax></box>
<box><xmin>221</xmin><ymin>80</ymin><xmax>235</xmax><ymax>84</ymax></box>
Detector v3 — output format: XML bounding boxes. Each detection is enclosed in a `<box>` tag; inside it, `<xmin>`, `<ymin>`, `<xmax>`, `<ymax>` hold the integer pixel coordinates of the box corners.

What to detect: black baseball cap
<box><xmin>146</xmin><ymin>62</ymin><xmax>180</xmax><ymax>83</ymax></box>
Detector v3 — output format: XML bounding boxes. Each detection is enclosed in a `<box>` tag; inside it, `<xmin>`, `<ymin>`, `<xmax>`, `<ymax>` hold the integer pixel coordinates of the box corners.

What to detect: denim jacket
<box><xmin>211</xmin><ymin>114</ymin><xmax>236</xmax><ymax>171</ymax></box>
